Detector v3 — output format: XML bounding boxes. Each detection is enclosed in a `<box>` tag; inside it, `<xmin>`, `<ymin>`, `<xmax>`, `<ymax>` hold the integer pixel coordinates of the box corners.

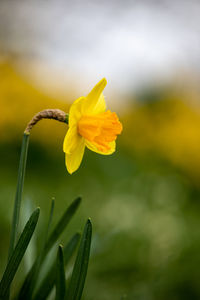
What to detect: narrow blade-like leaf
<box><xmin>56</xmin><ymin>245</ymin><xmax>66</xmax><ymax>300</ymax></box>
<box><xmin>17</xmin><ymin>198</ymin><xmax>55</xmax><ymax>299</ymax></box>
<box><xmin>46</xmin><ymin>198</ymin><xmax>55</xmax><ymax>239</ymax></box>
<box><xmin>45</xmin><ymin>197</ymin><xmax>81</xmax><ymax>252</ymax></box>
<box><xmin>0</xmin><ymin>208</ymin><xmax>40</xmax><ymax>299</ymax></box>
<box><xmin>17</xmin><ymin>197</ymin><xmax>81</xmax><ymax>299</ymax></box>
<box><xmin>66</xmin><ymin>219</ymin><xmax>92</xmax><ymax>300</ymax></box>
<box><xmin>33</xmin><ymin>233</ymin><xmax>80</xmax><ymax>300</ymax></box>
<box><xmin>9</xmin><ymin>133</ymin><xmax>29</xmax><ymax>258</ymax></box>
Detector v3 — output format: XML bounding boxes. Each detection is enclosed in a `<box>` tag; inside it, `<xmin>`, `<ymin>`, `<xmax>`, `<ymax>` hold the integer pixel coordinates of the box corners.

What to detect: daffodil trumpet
<box><xmin>63</xmin><ymin>78</ymin><xmax>123</xmax><ymax>174</ymax></box>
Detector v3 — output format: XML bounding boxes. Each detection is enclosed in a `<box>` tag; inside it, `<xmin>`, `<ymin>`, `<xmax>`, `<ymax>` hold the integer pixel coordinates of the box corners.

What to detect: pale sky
<box><xmin>0</xmin><ymin>0</ymin><xmax>200</xmax><ymax>98</ymax></box>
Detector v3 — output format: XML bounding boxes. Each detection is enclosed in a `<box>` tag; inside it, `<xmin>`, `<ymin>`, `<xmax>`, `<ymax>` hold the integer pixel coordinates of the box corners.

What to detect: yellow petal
<box><xmin>63</xmin><ymin>125</ymin><xmax>80</xmax><ymax>154</ymax></box>
<box><xmin>83</xmin><ymin>78</ymin><xmax>107</xmax><ymax>115</ymax></box>
<box><xmin>85</xmin><ymin>140</ymin><xmax>116</xmax><ymax>155</ymax></box>
<box><xmin>65</xmin><ymin>138</ymin><xmax>85</xmax><ymax>174</ymax></box>
<box><xmin>69</xmin><ymin>96</ymin><xmax>86</xmax><ymax>127</ymax></box>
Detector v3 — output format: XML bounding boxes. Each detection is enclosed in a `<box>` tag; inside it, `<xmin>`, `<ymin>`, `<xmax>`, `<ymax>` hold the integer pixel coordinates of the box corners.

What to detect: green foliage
<box><xmin>0</xmin><ymin>197</ymin><xmax>91</xmax><ymax>300</ymax></box>
<box><xmin>34</xmin><ymin>233</ymin><xmax>80</xmax><ymax>300</ymax></box>
<box><xmin>14</xmin><ymin>200</ymin><xmax>91</xmax><ymax>300</ymax></box>
<box><xmin>55</xmin><ymin>245</ymin><xmax>66</xmax><ymax>300</ymax></box>
<box><xmin>66</xmin><ymin>219</ymin><xmax>92</xmax><ymax>300</ymax></box>
<box><xmin>9</xmin><ymin>133</ymin><xmax>29</xmax><ymax>258</ymax></box>
<box><xmin>17</xmin><ymin>197</ymin><xmax>81</xmax><ymax>299</ymax></box>
<box><xmin>45</xmin><ymin>197</ymin><xmax>81</xmax><ymax>253</ymax></box>
<box><xmin>0</xmin><ymin>208</ymin><xmax>40</xmax><ymax>299</ymax></box>
<box><xmin>17</xmin><ymin>199</ymin><xmax>55</xmax><ymax>299</ymax></box>
<box><xmin>0</xmin><ymin>131</ymin><xmax>92</xmax><ymax>300</ymax></box>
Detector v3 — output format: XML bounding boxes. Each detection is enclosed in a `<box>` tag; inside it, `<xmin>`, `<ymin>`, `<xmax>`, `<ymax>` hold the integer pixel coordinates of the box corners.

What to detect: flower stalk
<box><xmin>8</xmin><ymin>110</ymin><xmax>68</xmax><ymax>265</ymax></box>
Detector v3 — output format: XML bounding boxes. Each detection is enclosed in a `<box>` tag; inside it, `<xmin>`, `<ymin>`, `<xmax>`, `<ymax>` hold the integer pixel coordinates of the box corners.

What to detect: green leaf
<box><xmin>33</xmin><ymin>233</ymin><xmax>80</xmax><ymax>300</ymax></box>
<box><xmin>17</xmin><ymin>198</ymin><xmax>55</xmax><ymax>299</ymax></box>
<box><xmin>0</xmin><ymin>208</ymin><xmax>40</xmax><ymax>299</ymax></box>
<box><xmin>8</xmin><ymin>133</ymin><xmax>29</xmax><ymax>258</ymax></box>
<box><xmin>23</xmin><ymin>200</ymin><xmax>37</xmax><ymax>273</ymax></box>
<box><xmin>46</xmin><ymin>198</ymin><xmax>55</xmax><ymax>239</ymax></box>
<box><xmin>17</xmin><ymin>197</ymin><xmax>81</xmax><ymax>299</ymax></box>
<box><xmin>45</xmin><ymin>197</ymin><xmax>81</xmax><ymax>252</ymax></box>
<box><xmin>56</xmin><ymin>245</ymin><xmax>66</xmax><ymax>300</ymax></box>
<box><xmin>66</xmin><ymin>219</ymin><xmax>92</xmax><ymax>300</ymax></box>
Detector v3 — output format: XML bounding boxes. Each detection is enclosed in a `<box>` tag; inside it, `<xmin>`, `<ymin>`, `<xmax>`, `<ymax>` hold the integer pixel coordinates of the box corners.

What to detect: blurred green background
<box><xmin>1</xmin><ymin>1</ymin><xmax>200</xmax><ymax>299</ymax></box>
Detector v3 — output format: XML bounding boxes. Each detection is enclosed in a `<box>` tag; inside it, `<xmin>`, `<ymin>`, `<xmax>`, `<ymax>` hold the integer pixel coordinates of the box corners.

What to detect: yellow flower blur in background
<box><xmin>63</xmin><ymin>78</ymin><xmax>123</xmax><ymax>174</ymax></box>
<box><xmin>2</xmin><ymin>62</ymin><xmax>200</xmax><ymax>181</ymax></box>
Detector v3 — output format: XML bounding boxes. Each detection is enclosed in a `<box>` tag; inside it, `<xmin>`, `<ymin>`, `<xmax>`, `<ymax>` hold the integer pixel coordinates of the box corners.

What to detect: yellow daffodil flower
<box><xmin>63</xmin><ymin>78</ymin><xmax>123</xmax><ymax>174</ymax></box>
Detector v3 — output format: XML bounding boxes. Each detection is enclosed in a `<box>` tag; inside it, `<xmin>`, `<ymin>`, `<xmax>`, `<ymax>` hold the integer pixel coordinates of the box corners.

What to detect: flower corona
<box><xmin>63</xmin><ymin>78</ymin><xmax>123</xmax><ymax>174</ymax></box>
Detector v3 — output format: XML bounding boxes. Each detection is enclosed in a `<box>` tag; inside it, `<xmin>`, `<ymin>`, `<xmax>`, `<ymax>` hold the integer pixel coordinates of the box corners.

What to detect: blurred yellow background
<box><xmin>1</xmin><ymin>61</ymin><xmax>200</xmax><ymax>181</ymax></box>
